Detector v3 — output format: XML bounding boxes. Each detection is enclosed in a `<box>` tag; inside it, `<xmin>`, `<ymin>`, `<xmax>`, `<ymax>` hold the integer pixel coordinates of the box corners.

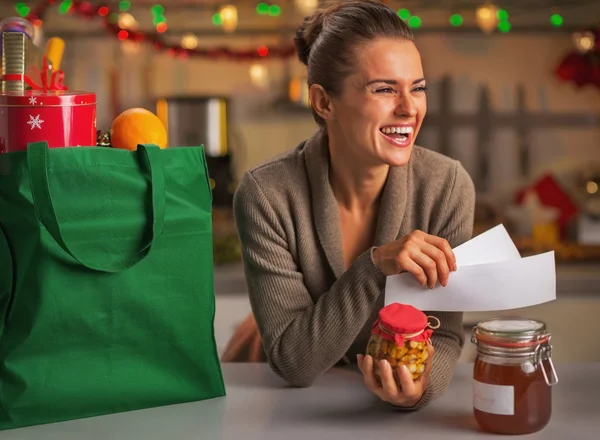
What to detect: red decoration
<box><xmin>25</xmin><ymin>0</ymin><xmax>297</xmax><ymax>61</ymax></box>
<box><xmin>257</xmin><ymin>45</ymin><xmax>269</xmax><ymax>57</ymax></box>
<box><xmin>555</xmin><ymin>27</ymin><xmax>600</xmax><ymax>89</ymax></box>
<box><xmin>0</xmin><ymin>90</ymin><xmax>96</xmax><ymax>153</ymax></box>
<box><xmin>371</xmin><ymin>303</ymin><xmax>434</xmax><ymax>346</ymax></box>
<box><xmin>515</xmin><ymin>173</ymin><xmax>579</xmax><ymax>238</ymax></box>
<box><xmin>2</xmin><ymin>55</ymin><xmax>68</xmax><ymax>92</ymax></box>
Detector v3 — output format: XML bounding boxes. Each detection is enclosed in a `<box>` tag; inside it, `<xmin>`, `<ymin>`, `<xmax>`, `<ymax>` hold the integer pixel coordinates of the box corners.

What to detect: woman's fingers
<box><xmin>400</xmin><ymin>235</ymin><xmax>455</xmax><ymax>288</ymax></box>
<box><xmin>360</xmin><ymin>356</ymin><xmax>386</xmax><ymax>400</ymax></box>
<box><xmin>420</xmin><ymin>241</ymin><xmax>452</xmax><ymax>287</ymax></box>
<box><xmin>357</xmin><ymin>354</ymin><xmax>365</xmax><ymax>373</ymax></box>
<box><xmin>424</xmin><ymin>235</ymin><xmax>456</xmax><ymax>271</ymax></box>
<box><xmin>374</xmin><ymin>231</ymin><xmax>456</xmax><ymax>282</ymax></box>
<box><xmin>396</xmin><ymin>364</ymin><xmax>419</xmax><ymax>402</ymax></box>
<box><xmin>409</xmin><ymin>251</ymin><xmax>438</xmax><ymax>289</ymax></box>
<box><xmin>379</xmin><ymin>360</ymin><xmax>399</xmax><ymax>399</ymax></box>
<box><xmin>357</xmin><ymin>354</ymin><xmax>433</xmax><ymax>407</ymax></box>
<box><xmin>397</xmin><ymin>253</ymin><xmax>428</xmax><ymax>287</ymax></box>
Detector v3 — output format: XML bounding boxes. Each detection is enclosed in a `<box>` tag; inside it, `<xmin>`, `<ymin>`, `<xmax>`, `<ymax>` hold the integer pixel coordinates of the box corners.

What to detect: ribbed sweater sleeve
<box><xmin>398</xmin><ymin>161</ymin><xmax>476</xmax><ymax>410</ymax></box>
<box><xmin>233</xmin><ymin>171</ymin><xmax>386</xmax><ymax>387</ymax></box>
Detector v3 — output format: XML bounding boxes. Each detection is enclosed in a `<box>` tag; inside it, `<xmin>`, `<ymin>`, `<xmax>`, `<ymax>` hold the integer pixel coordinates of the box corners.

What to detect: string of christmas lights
<box><xmin>10</xmin><ymin>0</ymin><xmax>595</xmax><ymax>63</ymax></box>
<box><xmin>19</xmin><ymin>0</ymin><xmax>297</xmax><ymax>60</ymax></box>
<box><xmin>15</xmin><ymin>1</ymin><xmax>572</xmax><ymax>34</ymax></box>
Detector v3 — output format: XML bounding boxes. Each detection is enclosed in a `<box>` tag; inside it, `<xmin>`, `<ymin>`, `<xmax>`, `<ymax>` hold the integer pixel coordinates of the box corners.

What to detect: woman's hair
<box><xmin>294</xmin><ymin>0</ymin><xmax>415</xmax><ymax>126</ymax></box>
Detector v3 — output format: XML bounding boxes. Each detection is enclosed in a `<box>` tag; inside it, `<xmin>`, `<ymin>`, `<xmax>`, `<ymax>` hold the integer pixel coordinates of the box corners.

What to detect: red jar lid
<box><xmin>378</xmin><ymin>303</ymin><xmax>428</xmax><ymax>335</ymax></box>
<box><xmin>0</xmin><ymin>90</ymin><xmax>96</xmax><ymax>107</ymax></box>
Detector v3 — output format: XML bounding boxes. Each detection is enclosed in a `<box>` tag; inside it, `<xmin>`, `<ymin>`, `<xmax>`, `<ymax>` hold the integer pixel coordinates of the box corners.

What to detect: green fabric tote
<box><xmin>0</xmin><ymin>141</ymin><xmax>226</xmax><ymax>431</ymax></box>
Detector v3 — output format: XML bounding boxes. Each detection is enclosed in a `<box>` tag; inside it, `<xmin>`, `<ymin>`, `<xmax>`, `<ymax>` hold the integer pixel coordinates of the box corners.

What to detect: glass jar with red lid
<box><xmin>471</xmin><ymin>318</ymin><xmax>559</xmax><ymax>435</ymax></box>
<box><xmin>366</xmin><ymin>303</ymin><xmax>440</xmax><ymax>382</ymax></box>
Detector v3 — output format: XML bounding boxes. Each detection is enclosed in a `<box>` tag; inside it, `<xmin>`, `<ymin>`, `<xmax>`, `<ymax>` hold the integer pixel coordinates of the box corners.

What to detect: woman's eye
<box><xmin>375</xmin><ymin>87</ymin><xmax>395</xmax><ymax>94</ymax></box>
<box><xmin>413</xmin><ymin>86</ymin><xmax>428</xmax><ymax>93</ymax></box>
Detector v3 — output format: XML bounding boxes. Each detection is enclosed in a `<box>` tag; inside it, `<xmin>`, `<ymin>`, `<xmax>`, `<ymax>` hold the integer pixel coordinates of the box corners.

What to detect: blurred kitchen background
<box><xmin>5</xmin><ymin>0</ymin><xmax>600</xmax><ymax>363</ymax></box>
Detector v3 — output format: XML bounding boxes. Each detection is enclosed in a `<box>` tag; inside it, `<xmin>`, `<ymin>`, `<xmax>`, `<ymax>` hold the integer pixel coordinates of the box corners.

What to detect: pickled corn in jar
<box><xmin>366</xmin><ymin>303</ymin><xmax>440</xmax><ymax>381</ymax></box>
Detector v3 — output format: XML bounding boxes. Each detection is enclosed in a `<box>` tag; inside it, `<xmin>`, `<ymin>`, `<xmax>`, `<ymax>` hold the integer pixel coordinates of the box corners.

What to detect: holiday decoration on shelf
<box><xmin>514</xmin><ymin>173</ymin><xmax>579</xmax><ymax>240</ymax></box>
<box><xmin>516</xmin><ymin>191</ymin><xmax>561</xmax><ymax>248</ymax></box>
<box><xmin>14</xmin><ymin>0</ymin><xmax>576</xmax><ymax>62</ymax></box>
<box><xmin>24</xmin><ymin>0</ymin><xmax>297</xmax><ymax>61</ymax></box>
<box><xmin>555</xmin><ymin>26</ymin><xmax>600</xmax><ymax>89</ymax></box>
<box><xmin>475</xmin><ymin>4</ymin><xmax>499</xmax><ymax>34</ymax></box>
<box><xmin>96</xmin><ymin>129</ymin><xmax>111</xmax><ymax>147</ymax></box>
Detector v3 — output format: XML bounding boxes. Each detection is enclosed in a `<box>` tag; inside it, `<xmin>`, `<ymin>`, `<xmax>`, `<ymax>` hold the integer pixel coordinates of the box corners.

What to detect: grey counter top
<box><xmin>1</xmin><ymin>363</ymin><xmax>598</xmax><ymax>440</ymax></box>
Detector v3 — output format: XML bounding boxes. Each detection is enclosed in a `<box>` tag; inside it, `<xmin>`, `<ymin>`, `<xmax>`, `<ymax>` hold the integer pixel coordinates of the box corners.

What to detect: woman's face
<box><xmin>328</xmin><ymin>38</ymin><xmax>427</xmax><ymax>168</ymax></box>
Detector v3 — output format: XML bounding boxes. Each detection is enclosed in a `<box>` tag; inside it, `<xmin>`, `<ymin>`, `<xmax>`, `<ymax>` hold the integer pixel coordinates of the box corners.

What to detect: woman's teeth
<box><xmin>380</xmin><ymin>126</ymin><xmax>413</xmax><ymax>141</ymax></box>
<box><xmin>380</xmin><ymin>126</ymin><xmax>413</xmax><ymax>135</ymax></box>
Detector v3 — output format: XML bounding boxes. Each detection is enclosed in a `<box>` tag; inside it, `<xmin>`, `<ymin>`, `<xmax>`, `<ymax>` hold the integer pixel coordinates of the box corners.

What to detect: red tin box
<box><xmin>0</xmin><ymin>90</ymin><xmax>96</xmax><ymax>154</ymax></box>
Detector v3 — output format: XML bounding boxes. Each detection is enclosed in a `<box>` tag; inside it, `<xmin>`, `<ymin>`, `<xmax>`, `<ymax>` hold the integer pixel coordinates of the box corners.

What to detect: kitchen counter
<box><xmin>0</xmin><ymin>363</ymin><xmax>597</xmax><ymax>440</ymax></box>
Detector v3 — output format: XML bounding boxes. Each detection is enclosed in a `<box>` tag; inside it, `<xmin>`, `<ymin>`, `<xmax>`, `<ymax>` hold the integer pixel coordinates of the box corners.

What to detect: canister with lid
<box><xmin>0</xmin><ymin>90</ymin><xmax>96</xmax><ymax>153</ymax></box>
<box><xmin>471</xmin><ymin>318</ymin><xmax>558</xmax><ymax>435</ymax></box>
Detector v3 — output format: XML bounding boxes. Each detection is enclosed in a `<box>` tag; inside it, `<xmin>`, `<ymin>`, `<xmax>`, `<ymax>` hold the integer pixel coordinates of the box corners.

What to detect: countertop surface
<box><xmin>1</xmin><ymin>363</ymin><xmax>597</xmax><ymax>440</ymax></box>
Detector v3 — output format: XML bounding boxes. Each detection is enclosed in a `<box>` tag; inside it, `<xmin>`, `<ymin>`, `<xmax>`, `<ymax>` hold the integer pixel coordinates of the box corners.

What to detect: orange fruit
<box><xmin>110</xmin><ymin>108</ymin><xmax>168</xmax><ymax>150</ymax></box>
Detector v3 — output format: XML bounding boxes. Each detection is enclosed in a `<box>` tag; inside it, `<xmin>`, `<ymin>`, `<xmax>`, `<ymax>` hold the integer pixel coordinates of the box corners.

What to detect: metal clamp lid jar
<box><xmin>471</xmin><ymin>318</ymin><xmax>559</xmax><ymax>435</ymax></box>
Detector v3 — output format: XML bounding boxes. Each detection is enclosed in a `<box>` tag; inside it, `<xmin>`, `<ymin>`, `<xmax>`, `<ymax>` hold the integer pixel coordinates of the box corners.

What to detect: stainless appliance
<box><xmin>156</xmin><ymin>96</ymin><xmax>234</xmax><ymax>206</ymax></box>
<box><xmin>156</xmin><ymin>96</ymin><xmax>229</xmax><ymax>157</ymax></box>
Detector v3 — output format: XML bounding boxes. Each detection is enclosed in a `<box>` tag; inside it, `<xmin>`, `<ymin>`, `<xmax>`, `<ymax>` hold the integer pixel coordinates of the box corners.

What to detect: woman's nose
<box><xmin>394</xmin><ymin>95</ymin><xmax>417</xmax><ymax>117</ymax></box>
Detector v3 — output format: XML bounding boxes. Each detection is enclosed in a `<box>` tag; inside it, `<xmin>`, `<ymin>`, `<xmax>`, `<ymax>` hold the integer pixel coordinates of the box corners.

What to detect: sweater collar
<box><xmin>303</xmin><ymin>129</ymin><xmax>409</xmax><ymax>279</ymax></box>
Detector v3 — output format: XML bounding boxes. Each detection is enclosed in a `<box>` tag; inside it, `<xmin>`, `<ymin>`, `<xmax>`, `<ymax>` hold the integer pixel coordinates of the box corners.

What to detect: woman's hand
<box><xmin>357</xmin><ymin>343</ymin><xmax>434</xmax><ymax>407</ymax></box>
<box><xmin>372</xmin><ymin>230</ymin><xmax>456</xmax><ymax>288</ymax></box>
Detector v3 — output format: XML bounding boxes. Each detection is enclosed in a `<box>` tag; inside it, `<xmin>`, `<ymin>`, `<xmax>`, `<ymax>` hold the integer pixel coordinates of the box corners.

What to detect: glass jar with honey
<box><xmin>471</xmin><ymin>318</ymin><xmax>559</xmax><ymax>435</ymax></box>
<box><xmin>366</xmin><ymin>303</ymin><xmax>440</xmax><ymax>382</ymax></box>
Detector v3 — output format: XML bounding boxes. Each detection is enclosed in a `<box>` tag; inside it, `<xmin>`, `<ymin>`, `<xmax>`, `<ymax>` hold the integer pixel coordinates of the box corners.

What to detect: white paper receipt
<box><xmin>383</xmin><ymin>224</ymin><xmax>556</xmax><ymax>311</ymax></box>
<box><xmin>473</xmin><ymin>380</ymin><xmax>514</xmax><ymax>415</ymax></box>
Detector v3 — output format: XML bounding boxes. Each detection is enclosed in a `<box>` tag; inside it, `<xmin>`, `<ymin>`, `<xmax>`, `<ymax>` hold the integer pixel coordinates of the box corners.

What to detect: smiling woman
<box><xmin>229</xmin><ymin>0</ymin><xmax>476</xmax><ymax>411</ymax></box>
<box><xmin>300</xmin><ymin>4</ymin><xmax>426</xmax><ymax>170</ymax></box>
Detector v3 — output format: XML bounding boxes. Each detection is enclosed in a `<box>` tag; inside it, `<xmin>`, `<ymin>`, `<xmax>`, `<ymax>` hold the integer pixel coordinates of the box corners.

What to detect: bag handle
<box><xmin>200</xmin><ymin>146</ymin><xmax>213</xmax><ymax>203</ymax></box>
<box><xmin>0</xmin><ymin>224</ymin><xmax>14</xmax><ymax>335</ymax></box>
<box><xmin>27</xmin><ymin>142</ymin><xmax>166</xmax><ymax>273</ymax></box>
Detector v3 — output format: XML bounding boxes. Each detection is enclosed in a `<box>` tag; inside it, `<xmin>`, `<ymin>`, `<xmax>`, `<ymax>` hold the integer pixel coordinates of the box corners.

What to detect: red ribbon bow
<box><xmin>2</xmin><ymin>55</ymin><xmax>67</xmax><ymax>92</ymax></box>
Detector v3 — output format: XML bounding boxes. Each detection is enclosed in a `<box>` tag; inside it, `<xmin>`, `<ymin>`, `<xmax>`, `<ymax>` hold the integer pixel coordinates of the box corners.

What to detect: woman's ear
<box><xmin>309</xmin><ymin>84</ymin><xmax>335</xmax><ymax>122</ymax></box>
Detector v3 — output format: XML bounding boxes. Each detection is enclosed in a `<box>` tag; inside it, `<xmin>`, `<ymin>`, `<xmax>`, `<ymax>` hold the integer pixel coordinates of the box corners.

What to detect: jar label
<box><xmin>473</xmin><ymin>379</ymin><xmax>514</xmax><ymax>415</ymax></box>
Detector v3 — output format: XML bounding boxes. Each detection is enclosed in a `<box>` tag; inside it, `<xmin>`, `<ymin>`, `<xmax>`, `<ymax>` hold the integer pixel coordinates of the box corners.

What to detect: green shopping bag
<box><xmin>0</xmin><ymin>142</ymin><xmax>225</xmax><ymax>431</ymax></box>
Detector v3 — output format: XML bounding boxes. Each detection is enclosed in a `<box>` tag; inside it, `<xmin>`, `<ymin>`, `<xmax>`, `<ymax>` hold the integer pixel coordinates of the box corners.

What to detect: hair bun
<box><xmin>294</xmin><ymin>11</ymin><xmax>325</xmax><ymax>66</ymax></box>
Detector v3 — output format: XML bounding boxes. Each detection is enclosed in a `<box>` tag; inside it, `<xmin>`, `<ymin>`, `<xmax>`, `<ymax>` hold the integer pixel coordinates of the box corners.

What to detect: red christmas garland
<box><xmin>26</xmin><ymin>0</ymin><xmax>298</xmax><ymax>61</ymax></box>
<box><xmin>555</xmin><ymin>27</ymin><xmax>600</xmax><ymax>89</ymax></box>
